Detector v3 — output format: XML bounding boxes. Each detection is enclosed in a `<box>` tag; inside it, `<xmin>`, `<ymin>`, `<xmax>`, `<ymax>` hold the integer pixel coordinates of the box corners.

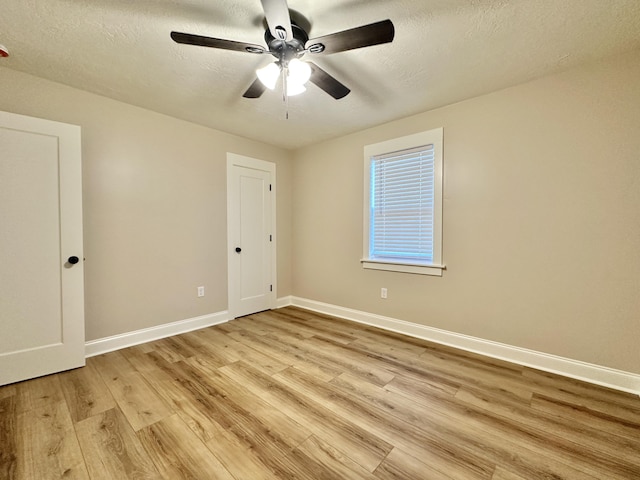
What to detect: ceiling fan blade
<box><xmin>308</xmin><ymin>62</ymin><xmax>350</xmax><ymax>99</ymax></box>
<box><xmin>306</xmin><ymin>19</ymin><xmax>394</xmax><ymax>55</ymax></box>
<box><xmin>260</xmin><ymin>0</ymin><xmax>293</xmax><ymax>41</ymax></box>
<box><xmin>171</xmin><ymin>31</ymin><xmax>265</xmax><ymax>54</ymax></box>
<box><xmin>242</xmin><ymin>78</ymin><xmax>267</xmax><ymax>99</ymax></box>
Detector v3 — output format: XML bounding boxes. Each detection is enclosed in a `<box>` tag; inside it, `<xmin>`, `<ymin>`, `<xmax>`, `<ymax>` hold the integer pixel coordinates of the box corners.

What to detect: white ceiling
<box><xmin>2</xmin><ymin>0</ymin><xmax>640</xmax><ymax>149</ymax></box>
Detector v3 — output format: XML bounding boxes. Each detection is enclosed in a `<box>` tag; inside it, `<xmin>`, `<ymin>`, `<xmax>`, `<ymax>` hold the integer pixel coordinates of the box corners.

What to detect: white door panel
<box><xmin>227</xmin><ymin>154</ymin><xmax>276</xmax><ymax>318</ymax></box>
<box><xmin>239</xmin><ymin>172</ymin><xmax>269</xmax><ymax>301</ymax></box>
<box><xmin>0</xmin><ymin>111</ymin><xmax>85</xmax><ymax>386</ymax></box>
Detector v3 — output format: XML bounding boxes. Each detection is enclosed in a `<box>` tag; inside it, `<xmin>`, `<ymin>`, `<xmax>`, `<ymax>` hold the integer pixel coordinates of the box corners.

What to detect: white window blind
<box><xmin>370</xmin><ymin>145</ymin><xmax>435</xmax><ymax>263</ymax></box>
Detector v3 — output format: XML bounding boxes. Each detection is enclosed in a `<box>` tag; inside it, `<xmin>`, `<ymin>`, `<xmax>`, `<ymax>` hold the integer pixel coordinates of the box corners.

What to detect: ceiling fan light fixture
<box><xmin>287</xmin><ymin>58</ymin><xmax>311</xmax><ymax>85</ymax></box>
<box><xmin>256</xmin><ymin>62</ymin><xmax>280</xmax><ymax>90</ymax></box>
<box><xmin>286</xmin><ymin>82</ymin><xmax>306</xmax><ymax>96</ymax></box>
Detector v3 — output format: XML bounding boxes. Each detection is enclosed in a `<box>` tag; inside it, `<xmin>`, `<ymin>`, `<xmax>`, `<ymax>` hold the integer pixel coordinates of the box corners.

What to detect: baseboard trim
<box><xmin>85</xmin><ymin>310</ymin><xmax>230</xmax><ymax>358</ymax></box>
<box><xmin>290</xmin><ymin>297</ymin><xmax>640</xmax><ymax>395</ymax></box>
<box><xmin>276</xmin><ymin>295</ymin><xmax>293</xmax><ymax>308</ymax></box>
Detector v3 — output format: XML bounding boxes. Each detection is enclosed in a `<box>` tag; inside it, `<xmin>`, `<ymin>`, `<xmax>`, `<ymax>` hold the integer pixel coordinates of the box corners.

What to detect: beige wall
<box><xmin>291</xmin><ymin>49</ymin><xmax>640</xmax><ymax>374</ymax></box>
<box><xmin>0</xmin><ymin>67</ymin><xmax>292</xmax><ymax>341</ymax></box>
<box><xmin>2</xmin><ymin>48</ymin><xmax>639</xmax><ymax>374</ymax></box>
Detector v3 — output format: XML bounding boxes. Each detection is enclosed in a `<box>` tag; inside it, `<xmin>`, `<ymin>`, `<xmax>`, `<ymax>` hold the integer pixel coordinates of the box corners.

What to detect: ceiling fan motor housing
<box><xmin>265</xmin><ymin>22</ymin><xmax>309</xmax><ymax>64</ymax></box>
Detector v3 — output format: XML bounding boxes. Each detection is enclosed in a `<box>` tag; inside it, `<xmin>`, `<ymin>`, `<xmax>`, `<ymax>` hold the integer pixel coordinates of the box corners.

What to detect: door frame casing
<box><xmin>226</xmin><ymin>153</ymin><xmax>277</xmax><ymax>318</ymax></box>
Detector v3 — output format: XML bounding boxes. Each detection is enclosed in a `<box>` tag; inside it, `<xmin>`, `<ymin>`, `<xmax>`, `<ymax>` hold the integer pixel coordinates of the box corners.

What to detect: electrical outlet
<box><xmin>381</xmin><ymin>288</ymin><xmax>387</xmax><ymax>299</ymax></box>
<box><xmin>197</xmin><ymin>286</ymin><xmax>205</xmax><ymax>297</ymax></box>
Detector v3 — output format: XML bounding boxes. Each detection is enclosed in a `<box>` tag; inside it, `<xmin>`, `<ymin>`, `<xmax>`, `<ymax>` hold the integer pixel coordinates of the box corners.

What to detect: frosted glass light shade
<box><xmin>256</xmin><ymin>62</ymin><xmax>280</xmax><ymax>90</ymax></box>
<box><xmin>256</xmin><ymin>59</ymin><xmax>311</xmax><ymax>96</ymax></box>
<box><xmin>286</xmin><ymin>82</ymin><xmax>306</xmax><ymax>96</ymax></box>
<box><xmin>287</xmin><ymin>59</ymin><xmax>311</xmax><ymax>85</ymax></box>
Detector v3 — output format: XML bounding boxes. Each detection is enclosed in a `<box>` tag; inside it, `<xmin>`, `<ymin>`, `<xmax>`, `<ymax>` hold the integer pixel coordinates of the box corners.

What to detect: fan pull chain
<box><xmin>282</xmin><ymin>66</ymin><xmax>289</xmax><ymax>120</ymax></box>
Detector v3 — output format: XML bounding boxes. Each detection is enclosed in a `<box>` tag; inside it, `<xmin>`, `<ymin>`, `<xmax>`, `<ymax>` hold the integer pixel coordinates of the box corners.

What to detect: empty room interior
<box><xmin>1</xmin><ymin>1</ymin><xmax>639</xmax><ymax>479</ymax></box>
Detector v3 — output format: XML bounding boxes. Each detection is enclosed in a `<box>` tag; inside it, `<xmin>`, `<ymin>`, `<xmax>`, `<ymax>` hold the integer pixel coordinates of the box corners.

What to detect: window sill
<box><xmin>361</xmin><ymin>259</ymin><xmax>445</xmax><ymax>276</ymax></box>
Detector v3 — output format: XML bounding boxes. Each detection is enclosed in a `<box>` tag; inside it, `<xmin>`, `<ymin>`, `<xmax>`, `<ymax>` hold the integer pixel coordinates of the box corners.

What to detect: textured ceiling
<box><xmin>2</xmin><ymin>0</ymin><xmax>640</xmax><ymax>149</ymax></box>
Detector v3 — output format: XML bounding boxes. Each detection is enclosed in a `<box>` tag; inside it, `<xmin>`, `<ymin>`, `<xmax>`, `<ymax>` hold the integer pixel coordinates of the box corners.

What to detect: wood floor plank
<box><xmin>169</xmin><ymin>331</ymin><xmax>231</xmax><ymax>368</ymax></box>
<box><xmin>455</xmin><ymin>386</ymin><xmax>640</xmax><ymax>472</ymax></box>
<box><xmin>348</xmin><ymin>328</ymin><xmax>430</xmax><ymax>356</ymax></box>
<box><xmin>86</xmin><ymin>349</ymin><xmax>137</xmax><ymax>377</ymax></box>
<box><xmin>243</xmin><ymin>311</ymin><xmax>313</xmax><ymax>341</ymax></box>
<box><xmin>214</xmin><ymin>337</ymin><xmax>288</xmax><ymax>376</ymax></box>
<box><xmin>530</xmin><ymin>392</ymin><xmax>640</xmax><ymax>443</ymax></box>
<box><xmin>530</xmin><ymin>383</ymin><xmax>640</xmax><ymax>426</ymax></box>
<box><xmin>148</xmin><ymin>337</ymin><xmax>192</xmax><ymax>364</ymax></box>
<box><xmin>490</xmin><ymin>466</ymin><xmax>529</xmax><ymax>480</ymax></box>
<box><xmin>183</xmin><ymin>356</ymin><xmax>313</xmax><ymax>447</ymax></box>
<box><xmin>258</xmin><ymin>309</ymin><xmax>357</xmax><ymax>344</ymax></box>
<box><xmin>137</xmin><ymin>414</ymin><xmax>236</xmax><ymax>480</ymax></box>
<box><xmin>194</xmin><ymin>326</ymin><xmax>289</xmax><ymax>376</ymax></box>
<box><xmin>16</xmin><ymin>401</ymin><xmax>89</xmax><ymax>479</ymax></box>
<box><xmin>227</xmin><ymin>315</ymin><xmax>275</xmax><ymax>336</ymax></box>
<box><xmin>334</xmin><ymin>341</ymin><xmax>462</xmax><ymax>396</ymax></box>
<box><xmin>75</xmin><ymin>407</ymin><xmax>161</xmax><ymax>479</ymax></box>
<box><xmin>274</xmin><ymin>366</ymin><xmax>495</xmax><ymax>479</ymax></box>
<box><xmin>268</xmin><ymin>332</ymin><xmax>395</xmax><ymax>387</ymax></box>
<box><xmin>374</xmin><ymin>447</ymin><xmax>460</xmax><ymax>480</ymax></box>
<box><xmin>344</xmin><ymin>329</ymin><xmax>525</xmax><ymax>402</ymax></box>
<box><xmin>219</xmin><ymin>361</ymin><xmax>393</xmax><ymax>472</ymax></box>
<box><xmin>146</xmin><ymin>354</ymin><xmax>315</xmax><ymax>473</ymax></box>
<box><xmin>134</xmin><ymin>342</ymin><xmax>155</xmax><ymax>354</ymax></box>
<box><xmin>160</xmin><ymin>334</ymin><xmax>206</xmax><ymax>360</ymax></box>
<box><xmin>6</xmin><ymin>306</ymin><xmax>639</xmax><ymax>479</ymax></box>
<box><xmin>118</xmin><ymin>345</ymin><xmax>179</xmax><ymax>385</ymax></box>
<box><xmin>283</xmin><ymin>306</ymin><xmax>436</xmax><ymax>354</ymax></box>
<box><xmin>418</xmin><ymin>338</ymin><xmax>525</xmax><ymax>373</ymax></box>
<box><xmin>333</xmin><ymin>371</ymin><xmax>620</xmax><ymax>479</ymax></box>
<box><xmin>291</xmin><ymin>366</ymin><xmax>606</xmax><ymax>480</ymax></box>
<box><xmin>523</xmin><ymin>366</ymin><xmax>640</xmax><ymax>408</ymax></box>
<box><xmin>92</xmin><ymin>351</ymin><xmax>174</xmax><ymax>431</ymax></box>
<box><xmin>0</xmin><ymin>384</ymin><xmax>17</xmax><ymax>400</ymax></box>
<box><xmin>0</xmin><ymin>395</ymin><xmax>18</xmax><ymax>479</ymax></box>
<box><xmin>158</xmin><ymin>359</ymin><xmax>326</xmax><ymax>480</ymax></box>
<box><xmin>239</xmin><ymin>322</ymin><xmax>346</xmax><ymax>380</ymax></box>
<box><xmin>58</xmin><ymin>362</ymin><xmax>115</xmax><ymax>423</ymax></box>
<box><xmin>212</xmin><ymin>321</ymin><xmax>244</xmax><ymax>333</ymax></box>
<box><xmin>15</xmin><ymin>374</ymin><xmax>65</xmax><ymax>414</ymax></box>
<box><xmin>290</xmin><ymin>434</ymin><xmax>379</xmax><ymax>480</ymax></box>
<box><xmin>118</xmin><ymin>347</ymin><xmax>186</xmax><ymax>407</ymax></box>
<box><xmin>226</xmin><ymin>328</ymin><xmax>340</xmax><ymax>381</ymax></box>
<box><xmin>384</xmin><ymin>370</ymin><xmax>460</xmax><ymax>399</ymax></box>
<box><xmin>127</xmin><ymin>351</ymin><xmax>230</xmax><ymax>443</ymax></box>
<box><xmin>273</xmin><ymin>307</ymin><xmax>365</xmax><ymax>338</ymax></box>
<box><xmin>205</xmin><ymin>427</ymin><xmax>282</xmax><ymax>480</ymax></box>
<box><xmin>416</xmin><ymin>350</ymin><xmax>533</xmax><ymax>402</ymax></box>
<box><xmin>185</xmin><ymin>327</ymin><xmax>243</xmax><ymax>364</ymax></box>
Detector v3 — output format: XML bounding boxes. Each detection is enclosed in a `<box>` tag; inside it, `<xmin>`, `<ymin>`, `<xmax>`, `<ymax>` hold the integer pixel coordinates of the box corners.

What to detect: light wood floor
<box><xmin>1</xmin><ymin>307</ymin><xmax>639</xmax><ymax>479</ymax></box>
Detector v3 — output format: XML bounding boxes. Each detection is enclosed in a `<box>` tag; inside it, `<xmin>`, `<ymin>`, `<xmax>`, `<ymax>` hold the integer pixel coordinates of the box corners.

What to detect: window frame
<box><xmin>362</xmin><ymin>128</ymin><xmax>444</xmax><ymax>276</ymax></box>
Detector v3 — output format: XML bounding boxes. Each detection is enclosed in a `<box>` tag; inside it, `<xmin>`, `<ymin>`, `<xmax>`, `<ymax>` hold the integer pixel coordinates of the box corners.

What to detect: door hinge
<box><xmin>269</xmin><ymin>184</ymin><xmax>272</xmax><ymax>191</ymax></box>
<box><xmin>269</xmin><ymin>234</ymin><xmax>272</xmax><ymax>242</ymax></box>
<box><xmin>270</xmin><ymin>285</ymin><xmax>273</xmax><ymax>292</ymax></box>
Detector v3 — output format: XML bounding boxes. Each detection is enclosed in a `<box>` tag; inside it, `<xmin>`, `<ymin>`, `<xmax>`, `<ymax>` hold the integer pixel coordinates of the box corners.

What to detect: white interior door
<box><xmin>0</xmin><ymin>111</ymin><xmax>85</xmax><ymax>386</ymax></box>
<box><xmin>227</xmin><ymin>153</ymin><xmax>276</xmax><ymax>318</ymax></box>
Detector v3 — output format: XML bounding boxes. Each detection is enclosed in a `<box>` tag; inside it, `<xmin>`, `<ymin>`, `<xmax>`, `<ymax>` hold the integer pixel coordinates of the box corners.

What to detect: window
<box><xmin>362</xmin><ymin>128</ymin><xmax>444</xmax><ymax>276</ymax></box>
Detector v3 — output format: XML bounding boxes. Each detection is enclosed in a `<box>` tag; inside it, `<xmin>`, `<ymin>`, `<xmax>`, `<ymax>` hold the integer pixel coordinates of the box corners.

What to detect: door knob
<box><xmin>235</xmin><ymin>247</ymin><xmax>242</xmax><ymax>253</ymax></box>
<box><xmin>67</xmin><ymin>256</ymin><xmax>80</xmax><ymax>264</ymax></box>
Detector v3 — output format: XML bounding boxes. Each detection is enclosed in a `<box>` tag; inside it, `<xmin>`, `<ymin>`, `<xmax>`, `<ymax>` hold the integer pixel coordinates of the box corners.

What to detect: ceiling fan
<box><xmin>170</xmin><ymin>0</ymin><xmax>395</xmax><ymax>100</ymax></box>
